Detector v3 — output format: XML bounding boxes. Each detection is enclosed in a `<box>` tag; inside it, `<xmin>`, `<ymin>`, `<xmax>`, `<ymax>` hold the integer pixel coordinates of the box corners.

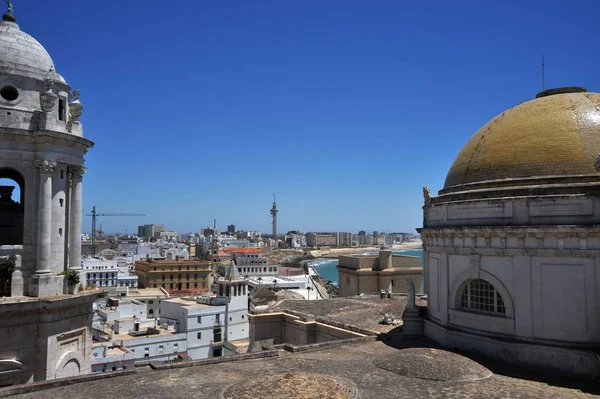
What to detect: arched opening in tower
<box><xmin>0</xmin><ymin>169</ymin><xmax>25</xmax><ymax>246</ymax></box>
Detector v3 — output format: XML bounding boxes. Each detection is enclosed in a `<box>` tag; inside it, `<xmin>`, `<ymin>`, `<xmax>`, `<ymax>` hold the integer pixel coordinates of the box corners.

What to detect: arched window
<box><xmin>0</xmin><ymin>168</ymin><xmax>25</xmax><ymax>246</ymax></box>
<box><xmin>460</xmin><ymin>279</ymin><xmax>505</xmax><ymax>316</ymax></box>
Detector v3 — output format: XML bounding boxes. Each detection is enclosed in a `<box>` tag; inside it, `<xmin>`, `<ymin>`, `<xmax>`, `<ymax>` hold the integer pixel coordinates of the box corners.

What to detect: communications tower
<box><xmin>270</xmin><ymin>194</ymin><xmax>278</xmax><ymax>238</ymax></box>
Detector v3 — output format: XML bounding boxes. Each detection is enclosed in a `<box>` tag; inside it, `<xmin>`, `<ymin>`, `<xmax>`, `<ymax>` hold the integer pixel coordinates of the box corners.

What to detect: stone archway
<box><xmin>0</xmin><ymin>168</ymin><xmax>25</xmax><ymax>245</ymax></box>
<box><xmin>55</xmin><ymin>350</ymin><xmax>84</xmax><ymax>379</ymax></box>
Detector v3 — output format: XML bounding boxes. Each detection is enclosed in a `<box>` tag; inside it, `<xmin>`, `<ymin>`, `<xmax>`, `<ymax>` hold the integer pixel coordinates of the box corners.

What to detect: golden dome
<box><xmin>444</xmin><ymin>88</ymin><xmax>600</xmax><ymax>191</ymax></box>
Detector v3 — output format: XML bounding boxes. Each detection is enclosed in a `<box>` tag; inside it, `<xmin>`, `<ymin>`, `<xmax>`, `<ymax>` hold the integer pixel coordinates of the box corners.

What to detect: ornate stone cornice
<box><xmin>35</xmin><ymin>159</ymin><xmax>57</xmax><ymax>173</ymax></box>
<box><xmin>421</xmin><ymin>224</ymin><xmax>600</xmax><ymax>253</ymax></box>
<box><xmin>423</xmin><ymin>245</ymin><xmax>600</xmax><ymax>258</ymax></box>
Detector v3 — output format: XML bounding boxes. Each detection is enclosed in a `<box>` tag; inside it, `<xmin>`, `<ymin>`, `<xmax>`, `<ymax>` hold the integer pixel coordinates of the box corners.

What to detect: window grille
<box><xmin>460</xmin><ymin>279</ymin><xmax>505</xmax><ymax>316</ymax></box>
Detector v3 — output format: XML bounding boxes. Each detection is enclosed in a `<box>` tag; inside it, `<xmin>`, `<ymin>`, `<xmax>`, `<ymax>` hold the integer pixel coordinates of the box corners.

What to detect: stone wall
<box><xmin>0</xmin><ymin>292</ymin><xmax>97</xmax><ymax>387</ymax></box>
<box><xmin>337</xmin><ymin>255</ymin><xmax>378</xmax><ymax>270</ymax></box>
<box><xmin>248</xmin><ymin>313</ymin><xmax>364</xmax><ymax>351</ymax></box>
<box><xmin>337</xmin><ymin>252</ymin><xmax>423</xmax><ymax>297</ymax></box>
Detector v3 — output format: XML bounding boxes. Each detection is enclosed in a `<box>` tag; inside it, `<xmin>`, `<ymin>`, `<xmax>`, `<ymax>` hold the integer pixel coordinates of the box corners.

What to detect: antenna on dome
<box><xmin>541</xmin><ymin>54</ymin><xmax>546</xmax><ymax>91</ymax></box>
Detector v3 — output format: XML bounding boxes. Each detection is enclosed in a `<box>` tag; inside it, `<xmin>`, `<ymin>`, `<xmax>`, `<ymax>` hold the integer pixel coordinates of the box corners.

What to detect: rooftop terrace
<box><xmin>6</xmin><ymin>338</ymin><xmax>596</xmax><ymax>398</ymax></box>
<box><xmin>2</xmin><ymin>295</ymin><xmax>597</xmax><ymax>398</ymax></box>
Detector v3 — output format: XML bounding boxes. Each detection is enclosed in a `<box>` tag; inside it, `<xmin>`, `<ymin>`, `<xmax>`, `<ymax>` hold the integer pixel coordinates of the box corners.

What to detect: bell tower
<box><xmin>0</xmin><ymin>5</ymin><xmax>93</xmax><ymax>297</ymax></box>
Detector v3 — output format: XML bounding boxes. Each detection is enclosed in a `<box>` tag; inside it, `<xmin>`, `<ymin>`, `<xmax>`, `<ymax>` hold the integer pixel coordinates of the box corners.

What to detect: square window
<box><xmin>197</xmin><ymin>316</ymin><xmax>202</xmax><ymax>323</ymax></box>
<box><xmin>197</xmin><ymin>332</ymin><xmax>201</xmax><ymax>339</ymax></box>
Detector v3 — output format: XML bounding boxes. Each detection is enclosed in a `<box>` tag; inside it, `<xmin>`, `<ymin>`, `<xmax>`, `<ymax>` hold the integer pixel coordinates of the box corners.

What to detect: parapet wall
<box><xmin>248</xmin><ymin>312</ymin><xmax>366</xmax><ymax>352</ymax></box>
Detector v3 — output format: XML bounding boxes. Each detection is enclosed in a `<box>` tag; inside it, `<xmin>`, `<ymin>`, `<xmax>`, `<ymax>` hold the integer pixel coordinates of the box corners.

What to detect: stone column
<box><xmin>68</xmin><ymin>166</ymin><xmax>85</xmax><ymax>271</ymax></box>
<box><xmin>35</xmin><ymin>159</ymin><xmax>56</xmax><ymax>274</ymax></box>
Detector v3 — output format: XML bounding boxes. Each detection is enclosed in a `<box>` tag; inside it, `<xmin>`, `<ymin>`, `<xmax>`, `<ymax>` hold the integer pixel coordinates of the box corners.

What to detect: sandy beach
<box><xmin>307</xmin><ymin>239</ymin><xmax>422</xmax><ymax>258</ymax></box>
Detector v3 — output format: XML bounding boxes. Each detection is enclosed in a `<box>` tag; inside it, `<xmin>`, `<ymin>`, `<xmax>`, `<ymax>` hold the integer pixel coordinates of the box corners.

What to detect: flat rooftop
<box><xmin>163</xmin><ymin>298</ymin><xmax>212</xmax><ymax>309</ymax></box>
<box><xmin>113</xmin><ymin>327</ymin><xmax>177</xmax><ymax>342</ymax></box>
<box><xmin>125</xmin><ymin>288</ymin><xmax>169</xmax><ymax>298</ymax></box>
<box><xmin>135</xmin><ymin>259</ymin><xmax>209</xmax><ymax>265</ymax></box>
<box><xmin>270</xmin><ymin>295</ymin><xmax>428</xmax><ymax>333</ymax></box>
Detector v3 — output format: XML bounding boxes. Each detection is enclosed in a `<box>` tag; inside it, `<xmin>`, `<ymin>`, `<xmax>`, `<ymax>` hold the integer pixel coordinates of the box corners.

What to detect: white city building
<box><xmin>82</xmin><ymin>258</ymin><xmax>118</xmax><ymax>288</ymax></box>
<box><xmin>92</xmin><ymin>280</ymin><xmax>249</xmax><ymax>367</ymax></box>
<box><xmin>161</xmin><ymin>279</ymin><xmax>249</xmax><ymax>359</ymax></box>
<box><xmin>82</xmin><ymin>257</ymin><xmax>138</xmax><ymax>291</ymax></box>
<box><xmin>223</xmin><ymin>248</ymin><xmax>275</xmax><ymax>278</ymax></box>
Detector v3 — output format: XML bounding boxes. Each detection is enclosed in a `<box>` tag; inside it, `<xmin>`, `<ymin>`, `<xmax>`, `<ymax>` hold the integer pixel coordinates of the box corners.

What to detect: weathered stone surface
<box><xmin>4</xmin><ymin>340</ymin><xmax>596</xmax><ymax>399</ymax></box>
<box><xmin>222</xmin><ymin>373</ymin><xmax>358</xmax><ymax>399</ymax></box>
<box><xmin>373</xmin><ymin>348</ymin><xmax>492</xmax><ymax>382</ymax></box>
<box><xmin>271</xmin><ymin>295</ymin><xmax>427</xmax><ymax>334</ymax></box>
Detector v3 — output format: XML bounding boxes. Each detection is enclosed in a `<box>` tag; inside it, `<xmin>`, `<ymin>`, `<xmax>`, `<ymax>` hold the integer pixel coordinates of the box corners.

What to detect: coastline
<box><xmin>307</xmin><ymin>239</ymin><xmax>422</xmax><ymax>258</ymax></box>
<box><xmin>307</xmin><ymin>240</ymin><xmax>424</xmax><ymax>287</ymax></box>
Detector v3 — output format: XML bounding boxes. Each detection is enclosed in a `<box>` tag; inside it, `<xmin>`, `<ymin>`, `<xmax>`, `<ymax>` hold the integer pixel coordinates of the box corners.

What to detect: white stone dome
<box><xmin>0</xmin><ymin>20</ymin><xmax>55</xmax><ymax>80</ymax></box>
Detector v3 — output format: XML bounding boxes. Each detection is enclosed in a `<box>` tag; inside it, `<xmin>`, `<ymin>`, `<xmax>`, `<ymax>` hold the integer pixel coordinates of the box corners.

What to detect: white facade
<box><xmin>159</xmin><ymin>231</ymin><xmax>179</xmax><ymax>242</ymax></box>
<box><xmin>285</xmin><ymin>233</ymin><xmax>306</xmax><ymax>248</ymax></box>
<box><xmin>124</xmin><ymin>287</ymin><xmax>170</xmax><ymax>319</ymax></box>
<box><xmin>131</xmin><ymin>242</ymin><xmax>190</xmax><ymax>262</ymax></box>
<box><xmin>82</xmin><ymin>258</ymin><xmax>118</xmax><ymax>288</ymax></box>
<box><xmin>116</xmin><ymin>331</ymin><xmax>187</xmax><ymax>364</ymax></box>
<box><xmin>227</xmin><ymin>249</ymin><xmax>277</xmax><ymax>278</ymax></box>
<box><xmin>91</xmin><ymin>343</ymin><xmax>135</xmax><ymax>373</ymax></box>
<box><xmin>236</xmin><ymin>264</ymin><xmax>278</xmax><ymax>278</ymax></box>
<box><xmin>93</xmin><ymin>281</ymin><xmax>249</xmax><ymax>366</ymax></box>
<box><xmin>82</xmin><ymin>257</ymin><xmax>138</xmax><ymax>290</ymax></box>
<box><xmin>161</xmin><ymin>280</ymin><xmax>249</xmax><ymax>359</ymax></box>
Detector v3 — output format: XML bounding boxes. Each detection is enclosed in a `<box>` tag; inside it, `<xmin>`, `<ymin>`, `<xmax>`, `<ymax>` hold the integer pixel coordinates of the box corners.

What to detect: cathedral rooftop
<box><xmin>4</xmin><ymin>334</ymin><xmax>596</xmax><ymax>398</ymax></box>
<box><xmin>441</xmin><ymin>88</ymin><xmax>600</xmax><ymax>200</ymax></box>
<box><xmin>3</xmin><ymin>296</ymin><xmax>597</xmax><ymax>398</ymax></box>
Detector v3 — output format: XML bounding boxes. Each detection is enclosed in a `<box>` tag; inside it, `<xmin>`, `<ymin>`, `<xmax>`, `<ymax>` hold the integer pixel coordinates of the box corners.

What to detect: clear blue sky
<box><xmin>13</xmin><ymin>0</ymin><xmax>600</xmax><ymax>235</ymax></box>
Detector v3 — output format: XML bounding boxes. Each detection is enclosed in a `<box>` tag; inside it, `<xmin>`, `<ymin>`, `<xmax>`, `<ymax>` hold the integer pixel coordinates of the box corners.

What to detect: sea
<box><xmin>310</xmin><ymin>249</ymin><xmax>424</xmax><ymax>286</ymax></box>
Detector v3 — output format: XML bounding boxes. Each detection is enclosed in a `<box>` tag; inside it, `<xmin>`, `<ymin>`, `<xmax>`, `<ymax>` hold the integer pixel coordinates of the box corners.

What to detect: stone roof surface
<box><xmin>9</xmin><ymin>339</ymin><xmax>596</xmax><ymax>398</ymax></box>
<box><xmin>0</xmin><ymin>20</ymin><xmax>56</xmax><ymax>79</ymax></box>
<box><xmin>271</xmin><ymin>295</ymin><xmax>428</xmax><ymax>333</ymax></box>
<box><xmin>444</xmin><ymin>89</ymin><xmax>600</xmax><ymax>190</ymax></box>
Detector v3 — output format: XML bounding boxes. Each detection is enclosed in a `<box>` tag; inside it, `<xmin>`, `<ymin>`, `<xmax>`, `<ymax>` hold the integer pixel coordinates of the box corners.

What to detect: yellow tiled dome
<box><xmin>444</xmin><ymin>88</ymin><xmax>600</xmax><ymax>190</ymax></box>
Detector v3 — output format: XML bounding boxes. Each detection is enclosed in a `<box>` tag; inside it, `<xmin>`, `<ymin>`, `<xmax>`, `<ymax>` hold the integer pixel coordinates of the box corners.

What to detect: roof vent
<box><xmin>536</xmin><ymin>87</ymin><xmax>587</xmax><ymax>98</ymax></box>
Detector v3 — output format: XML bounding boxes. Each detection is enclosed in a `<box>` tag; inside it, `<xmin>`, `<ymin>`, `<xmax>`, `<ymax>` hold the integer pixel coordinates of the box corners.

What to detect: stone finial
<box><xmin>423</xmin><ymin>186</ymin><xmax>432</xmax><ymax>206</ymax></box>
<box><xmin>44</xmin><ymin>78</ymin><xmax>54</xmax><ymax>91</ymax></box>
<box><xmin>69</xmin><ymin>89</ymin><xmax>84</xmax><ymax>122</ymax></box>
<box><xmin>40</xmin><ymin>80</ymin><xmax>57</xmax><ymax>113</ymax></box>
<box><xmin>35</xmin><ymin>159</ymin><xmax>57</xmax><ymax>173</ymax></box>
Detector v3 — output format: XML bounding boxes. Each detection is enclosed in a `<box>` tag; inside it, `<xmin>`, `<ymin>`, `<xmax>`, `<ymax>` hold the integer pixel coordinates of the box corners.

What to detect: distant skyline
<box><xmin>9</xmin><ymin>0</ymin><xmax>600</xmax><ymax>234</ymax></box>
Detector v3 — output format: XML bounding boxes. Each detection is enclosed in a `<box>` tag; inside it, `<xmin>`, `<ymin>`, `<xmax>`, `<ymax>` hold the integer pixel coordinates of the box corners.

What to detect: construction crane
<box><xmin>85</xmin><ymin>206</ymin><xmax>145</xmax><ymax>257</ymax></box>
